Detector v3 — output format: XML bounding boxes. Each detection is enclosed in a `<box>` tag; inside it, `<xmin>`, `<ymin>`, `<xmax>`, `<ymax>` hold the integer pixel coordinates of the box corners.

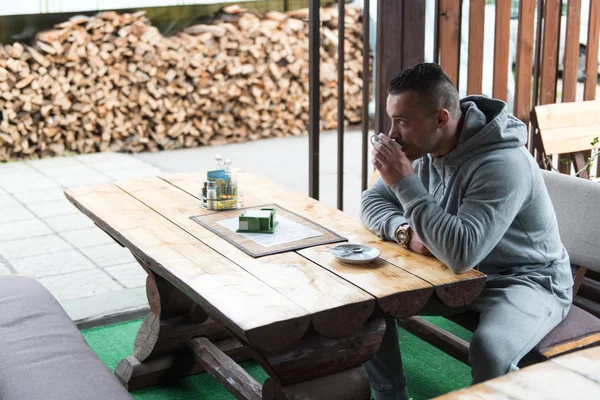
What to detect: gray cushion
<box><xmin>533</xmin><ymin>305</ymin><xmax>600</xmax><ymax>356</ymax></box>
<box><xmin>0</xmin><ymin>276</ymin><xmax>131</xmax><ymax>400</ymax></box>
<box><xmin>541</xmin><ymin>170</ymin><xmax>600</xmax><ymax>272</ymax></box>
<box><xmin>447</xmin><ymin>306</ymin><xmax>600</xmax><ymax>363</ymax></box>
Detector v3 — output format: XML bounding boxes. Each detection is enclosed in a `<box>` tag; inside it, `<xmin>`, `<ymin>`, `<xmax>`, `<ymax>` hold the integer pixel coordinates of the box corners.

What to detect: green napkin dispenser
<box><xmin>237</xmin><ymin>208</ymin><xmax>278</xmax><ymax>233</ymax></box>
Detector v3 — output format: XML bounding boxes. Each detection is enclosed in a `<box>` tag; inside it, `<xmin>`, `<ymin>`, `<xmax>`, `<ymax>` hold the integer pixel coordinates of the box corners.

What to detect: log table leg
<box><xmin>255</xmin><ymin>317</ymin><xmax>386</xmax><ymax>400</ymax></box>
<box><xmin>114</xmin><ymin>263</ymin><xmax>252</xmax><ymax>391</ymax></box>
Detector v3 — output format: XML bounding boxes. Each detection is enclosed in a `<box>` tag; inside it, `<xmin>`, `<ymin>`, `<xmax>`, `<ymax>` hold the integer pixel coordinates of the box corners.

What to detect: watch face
<box><xmin>397</xmin><ymin>229</ymin><xmax>408</xmax><ymax>244</ymax></box>
<box><xmin>399</xmin><ymin>232</ymin><xmax>407</xmax><ymax>242</ymax></box>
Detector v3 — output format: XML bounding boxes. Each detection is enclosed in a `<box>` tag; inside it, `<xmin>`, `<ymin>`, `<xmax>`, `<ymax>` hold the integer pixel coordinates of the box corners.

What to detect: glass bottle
<box><xmin>223</xmin><ymin>158</ymin><xmax>236</xmax><ymax>199</ymax></box>
<box><xmin>215</xmin><ymin>154</ymin><xmax>224</xmax><ymax>170</ymax></box>
<box><xmin>206</xmin><ymin>181</ymin><xmax>216</xmax><ymax>209</ymax></box>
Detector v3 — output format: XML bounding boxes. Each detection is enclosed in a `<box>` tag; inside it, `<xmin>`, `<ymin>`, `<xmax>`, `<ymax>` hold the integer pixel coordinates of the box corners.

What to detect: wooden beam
<box><xmin>514</xmin><ymin>0</ymin><xmax>536</xmax><ymax>126</ymax></box>
<box><xmin>574</xmin><ymin>267</ymin><xmax>589</xmax><ymax>297</ymax></box>
<box><xmin>134</xmin><ymin>314</ymin><xmax>228</xmax><ymax>362</ymax></box>
<box><xmin>467</xmin><ymin>0</ymin><xmax>485</xmax><ymax>95</ymax></box>
<box><xmin>539</xmin><ymin>0</ymin><xmax>561</xmax><ymax>105</ymax></box>
<box><xmin>438</xmin><ymin>0</ymin><xmax>462</xmax><ymax>86</ymax></box>
<box><xmin>190</xmin><ymin>337</ymin><xmax>263</xmax><ymax>400</ymax></box>
<box><xmin>493</xmin><ymin>0</ymin><xmax>511</xmax><ymax>101</ymax></box>
<box><xmin>562</xmin><ymin>0</ymin><xmax>582</xmax><ymax>103</ymax></box>
<box><xmin>575</xmin><ymin>296</ymin><xmax>600</xmax><ymax>318</ymax></box>
<box><xmin>254</xmin><ymin>318</ymin><xmax>385</xmax><ymax>386</ymax></box>
<box><xmin>543</xmin><ymin>333</ymin><xmax>600</xmax><ymax>358</ymax></box>
<box><xmin>262</xmin><ymin>366</ymin><xmax>371</xmax><ymax>400</ymax></box>
<box><xmin>585</xmin><ymin>0</ymin><xmax>600</xmax><ymax>101</ymax></box>
<box><xmin>141</xmin><ymin>268</ymin><xmax>203</xmax><ymax>318</ymax></box>
<box><xmin>114</xmin><ymin>338</ymin><xmax>252</xmax><ymax>391</ymax></box>
<box><xmin>397</xmin><ymin>316</ymin><xmax>470</xmax><ymax>365</ymax></box>
<box><xmin>375</xmin><ymin>0</ymin><xmax>425</xmax><ymax>137</ymax></box>
<box><xmin>579</xmin><ymin>274</ymin><xmax>600</xmax><ymax>301</ymax></box>
<box><xmin>573</xmin><ymin>151</ymin><xmax>591</xmax><ymax>179</ymax></box>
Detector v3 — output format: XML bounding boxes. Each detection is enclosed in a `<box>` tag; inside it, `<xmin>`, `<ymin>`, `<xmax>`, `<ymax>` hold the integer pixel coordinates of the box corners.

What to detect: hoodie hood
<box><xmin>443</xmin><ymin>95</ymin><xmax>527</xmax><ymax>166</ymax></box>
<box><xmin>427</xmin><ymin>95</ymin><xmax>528</xmax><ymax>195</ymax></box>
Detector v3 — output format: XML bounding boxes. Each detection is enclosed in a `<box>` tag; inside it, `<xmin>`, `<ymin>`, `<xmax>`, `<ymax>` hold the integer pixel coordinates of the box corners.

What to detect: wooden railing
<box><xmin>436</xmin><ymin>0</ymin><xmax>600</xmax><ymax>176</ymax></box>
<box><xmin>306</xmin><ymin>0</ymin><xmax>600</xmax><ymax>208</ymax></box>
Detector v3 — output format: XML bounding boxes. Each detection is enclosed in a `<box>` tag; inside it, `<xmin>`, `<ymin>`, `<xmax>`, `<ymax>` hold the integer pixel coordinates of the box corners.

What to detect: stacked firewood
<box><xmin>0</xmin><ymin>5</ymin><xmax>368</xmax><ymax>161</ymax></box>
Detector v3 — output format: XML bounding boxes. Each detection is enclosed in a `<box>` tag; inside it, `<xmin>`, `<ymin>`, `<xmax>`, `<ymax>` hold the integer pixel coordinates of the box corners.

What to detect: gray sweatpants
<box><xmin>364</xmin><ymin>275</ymin><xmax>572</xmax><ymax>400</ymax></box>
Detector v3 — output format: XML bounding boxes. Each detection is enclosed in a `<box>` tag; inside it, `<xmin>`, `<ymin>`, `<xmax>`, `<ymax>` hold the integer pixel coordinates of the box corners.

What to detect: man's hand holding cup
<box><xmin>371</xmin><ymin>133</ymin><xmax>414</xmax><ymax>187</ymax></box>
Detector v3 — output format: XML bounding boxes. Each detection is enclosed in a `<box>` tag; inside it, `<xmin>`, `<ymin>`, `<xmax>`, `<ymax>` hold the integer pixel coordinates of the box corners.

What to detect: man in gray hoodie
<box><xmin>361</xmin><ymin>63</ymin><xmax>574</xmax><ymax>400</ymax></box>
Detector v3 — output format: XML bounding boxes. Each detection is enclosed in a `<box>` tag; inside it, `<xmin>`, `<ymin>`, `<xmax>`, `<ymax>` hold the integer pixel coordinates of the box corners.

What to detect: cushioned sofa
<box><xmin>0</xmin><ymin>275</ymin><xmax>132</xmax><ymax>400</ymax></box>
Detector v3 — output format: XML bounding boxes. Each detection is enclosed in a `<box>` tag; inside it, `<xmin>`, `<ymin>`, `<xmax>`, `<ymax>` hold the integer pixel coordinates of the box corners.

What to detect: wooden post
<box><xmin>559</xmin><ymin>0</ymin><xmax>582</xmax><ymax>174</ymax></box>
<box><xmin>562</xmin><ymin>0</ymin><xmax>582</xmax><ymax>103</ymax></box>
<box><xmin>493</xmin><ymin>0</ymin><xmax>512</xmax><ymax>102</ymax></box>
<box><xmin>514</xmin><ymin>0</ymin><xmax>536</xmax><ymax>127</ymax></box>
<box><xmin>255</xmin><ymin>317</ymin><xmax>386</xmax><ymax>400</ymax></box>
<box><xmin>438</xmin><ymin>0</ymin><xmax>462</xmax><ymax>87</ymax></box>
<box><xmin>262</xmin><ymin>367</ymin><xmax>371</xmax><ymax>400</ymax></box>
<box><xmin>467</xmin><ymin>0</ymin><xmax>485</xmax><ymax>95</ymax></box>
<box><xmin>114</xmin><ymin>262</ymin><xmax>252</xmax><ymax>391</ymax></box>
<box><xmin>539</xmin><ymin>0</ymin><xmax>561</xmax><ymax>106</ymax></box>
<box><xmin>374</xmin><ymin>0</ymin><xmax>425</xmax><ymax>137</ymax></box>
<box><xmin>584</xmin><ymin>0</ymin><xmax>600</xmax><ymax>177</ymax></box>
<box><xmin>190</xmin><ymin>337</ymin><xmax>263</xmax><ymax>400</ymax></box>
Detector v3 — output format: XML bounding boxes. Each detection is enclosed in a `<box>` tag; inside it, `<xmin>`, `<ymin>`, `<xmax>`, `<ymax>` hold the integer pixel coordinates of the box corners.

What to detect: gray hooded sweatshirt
<box><xmin>361</xmin><ymin>96</ymin><xmax>573</xmax><ymax>293</ymax></box>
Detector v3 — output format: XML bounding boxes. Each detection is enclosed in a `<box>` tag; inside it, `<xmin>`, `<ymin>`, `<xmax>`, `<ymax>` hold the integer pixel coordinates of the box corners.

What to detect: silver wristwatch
<box><xmin>394</xmin><ymin>224</ymin><xmax>411</xmax><ymax>249</ymax></box>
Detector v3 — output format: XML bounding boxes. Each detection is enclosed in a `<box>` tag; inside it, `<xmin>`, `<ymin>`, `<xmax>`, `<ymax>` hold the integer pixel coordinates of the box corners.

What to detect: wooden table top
<box><xmin>65</xmin><ymin>170</ymin><xmax>485</xmax><ymax>352</ymax></box>
<box><xmin>434</xmin><ymin>346</ymin><xmax>600</xmax><ymax>399</ymax></box>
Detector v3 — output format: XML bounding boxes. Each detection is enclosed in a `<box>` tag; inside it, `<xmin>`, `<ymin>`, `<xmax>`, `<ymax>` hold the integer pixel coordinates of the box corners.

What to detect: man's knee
<box><xmin>469</xmin><ymin>328</ymin><xmax>515</xmax><ymax>383</ymax></box>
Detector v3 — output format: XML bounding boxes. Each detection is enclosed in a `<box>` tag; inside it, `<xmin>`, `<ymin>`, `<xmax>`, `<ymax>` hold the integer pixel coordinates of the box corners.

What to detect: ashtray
<box><xmin>328</xmin><ymin>244</ymin><xmax>380</xmax><ymax>264</ymax></box>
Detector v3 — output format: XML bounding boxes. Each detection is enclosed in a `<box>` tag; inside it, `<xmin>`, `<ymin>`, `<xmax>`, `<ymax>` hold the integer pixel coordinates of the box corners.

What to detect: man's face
<box><xmin>385</xmin><ymin>91</ymin><xmax>441</xmax><ymax>161</ymax></box>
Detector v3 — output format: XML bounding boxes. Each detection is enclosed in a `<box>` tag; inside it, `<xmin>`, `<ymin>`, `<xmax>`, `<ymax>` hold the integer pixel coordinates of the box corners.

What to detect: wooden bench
<box><xmin>433</xmin><ymin>346</ymin><xmax>600</xmax><ymax>399</ymax></box>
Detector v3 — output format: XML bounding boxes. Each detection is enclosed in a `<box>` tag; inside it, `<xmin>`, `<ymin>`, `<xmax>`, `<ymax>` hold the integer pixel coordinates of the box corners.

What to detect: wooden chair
<box><xmin>530</xmin><ymin>100</ymin><xmax>600</xmax><ymax>180</ymax></box>
<box><xmin>368</xmin><ymin>170</ymin><xmax>600</xmax><ymax>367</ymax></box>
<box><xmin>531</xmin><ymin>101</ymin><xmax>600</xmax><ymax>319</ymax></box>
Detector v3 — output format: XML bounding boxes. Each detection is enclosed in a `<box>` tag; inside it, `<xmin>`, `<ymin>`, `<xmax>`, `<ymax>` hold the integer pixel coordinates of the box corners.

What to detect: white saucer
<box><xmin>328</xmin><ymin>244</ymin><xmax>380</xmax><ymax>264</ymax></box>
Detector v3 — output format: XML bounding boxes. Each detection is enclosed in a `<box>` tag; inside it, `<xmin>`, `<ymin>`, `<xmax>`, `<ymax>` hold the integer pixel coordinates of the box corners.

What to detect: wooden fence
<box><xmin>435</xmin><ymin>0</ymin><xmax>600</xmax><ymax>176</ymax></box>
<box><xmin>309</xmin><ymin>0</ymin><xmax>600</xmax><ymax>203</ymax></box>
<box><xmin>434</xmin><ymin>0</ymin><xmax>600</xmax><ymax>317</ymax></box>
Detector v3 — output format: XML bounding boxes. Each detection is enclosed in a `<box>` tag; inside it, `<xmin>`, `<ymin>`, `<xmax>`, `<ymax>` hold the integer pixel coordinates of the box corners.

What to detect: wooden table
<box><xmin>434</xmin><ymin>346</ymin><xmax>600</xmax><ymax>399</ymax></box>
<box><xmin>65</xmin><ymin>170</ymin><xmax>486</xmax><ymax>400</ymax></box>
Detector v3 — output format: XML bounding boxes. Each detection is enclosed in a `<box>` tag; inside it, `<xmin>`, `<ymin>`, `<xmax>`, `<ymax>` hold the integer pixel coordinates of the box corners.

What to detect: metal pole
<box><xmin>374</xmin><ymin>0</ymin><xmax>384</xmax><ymax>138</ymax></box>
<box><xmin>308</xmin><ymin>0</ymin><xmax>320</xmax><ymax>200</ymax></box>
<box><xmin>337</xmin><ymin>0</ymin><xmax>345</xmax><ymax>210</ymax></box>
<box><xmin>361</xmin><ymin>0</ymin><xmax>370</xmax><ymax>191</ymax></box>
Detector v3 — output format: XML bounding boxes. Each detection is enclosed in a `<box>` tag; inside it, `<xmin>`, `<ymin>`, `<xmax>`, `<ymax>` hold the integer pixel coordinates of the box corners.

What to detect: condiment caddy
<box><xmin>200</xmin><ymin>155</ymin><xmax>243</xmax><ymax>210</ymax></box>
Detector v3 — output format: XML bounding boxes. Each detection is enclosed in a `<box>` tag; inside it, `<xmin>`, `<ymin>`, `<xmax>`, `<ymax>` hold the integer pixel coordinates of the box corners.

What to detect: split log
<box><xmin>0</xmin><ymin>5</ymin><xmax>371</xmax><ymax>162</ymax></box>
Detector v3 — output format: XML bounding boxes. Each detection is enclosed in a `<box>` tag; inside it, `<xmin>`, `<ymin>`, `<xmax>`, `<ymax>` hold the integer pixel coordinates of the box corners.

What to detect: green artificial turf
<box><xmin>82</xmin><ymin>316</ymin><xmax>474</xmax><ymax>400</ymax></box>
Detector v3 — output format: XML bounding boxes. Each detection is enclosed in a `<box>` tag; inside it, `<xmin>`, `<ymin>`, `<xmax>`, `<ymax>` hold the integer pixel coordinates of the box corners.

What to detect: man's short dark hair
<box><xmin>388</xmin><ymin>63</ymin><xmax>461</xmax><ymax>118</ymax></box>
